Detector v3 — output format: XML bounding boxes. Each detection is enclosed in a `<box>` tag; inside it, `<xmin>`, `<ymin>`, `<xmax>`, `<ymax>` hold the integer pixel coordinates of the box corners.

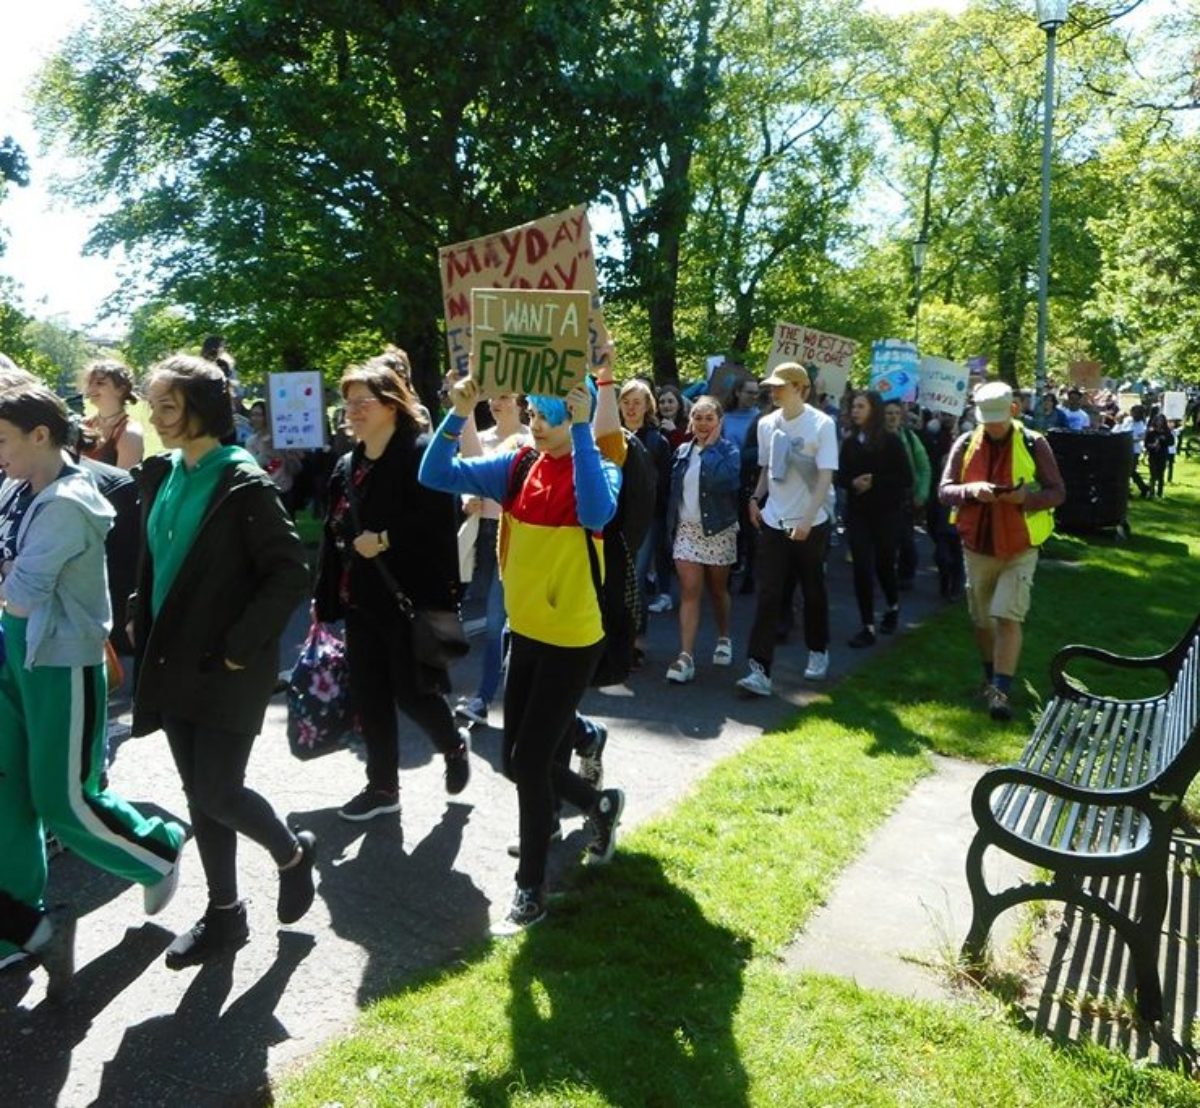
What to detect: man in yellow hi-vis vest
<box><xmin>938</xmin><ymin>382</ymin><xmax>1065</xmax><ymax>721</ymax></box>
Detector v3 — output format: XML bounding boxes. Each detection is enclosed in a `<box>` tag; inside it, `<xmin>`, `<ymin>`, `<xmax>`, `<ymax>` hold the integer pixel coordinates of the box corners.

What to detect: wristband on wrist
<box><xmin>596</xmin><ymin>379</ymin><xmax>614</xmax><ymax>388</ymax></box>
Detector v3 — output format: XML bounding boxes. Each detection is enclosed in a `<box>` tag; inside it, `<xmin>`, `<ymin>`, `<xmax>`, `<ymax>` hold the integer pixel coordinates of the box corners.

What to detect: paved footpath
<box><xmin>1</xmin><ymin>541</ymin><xmax>945</xmax><ymax>1107</ymax></box>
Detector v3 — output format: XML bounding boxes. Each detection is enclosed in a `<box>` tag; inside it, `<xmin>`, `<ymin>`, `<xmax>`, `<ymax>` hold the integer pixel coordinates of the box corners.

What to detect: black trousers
<box><xmin>1148</xmin><ymin>453</ymin><xmax>1167</xmax><ymax>496</ymax></box>
<box><xmin>0</xmin><ymin>889</ymin><xmax>41</xmax><ymax>948</ymax></box>
<box><xmin>747</xmin><ymin>522</ymin><xmax>831</xmax><ymax>670</ymax></box>
<box><xmin>345</xmin><ymin>608</ymin><xmax>461</xmax><ymax>792</ymax></box>
<box><xmin>163</xmin><ymin>716</ymin><xmax>297</xmax><ymax>906</ymax></box>
<box><xmin>847</xmin><ymin>511</ymin><xmax>900</xmax><ymax>627</ymax></box>
<box><xmin>503</xmin><ymin>634</ymin><xmax>603</xmax><ymax>890</ymax></box>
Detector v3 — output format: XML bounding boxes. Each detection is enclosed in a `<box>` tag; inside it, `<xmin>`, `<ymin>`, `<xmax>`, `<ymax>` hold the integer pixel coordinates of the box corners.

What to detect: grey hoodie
<box><xmin>0</xmin><ymin>465</ymin><xmax>115</xmax><ymax>669</ymax></box>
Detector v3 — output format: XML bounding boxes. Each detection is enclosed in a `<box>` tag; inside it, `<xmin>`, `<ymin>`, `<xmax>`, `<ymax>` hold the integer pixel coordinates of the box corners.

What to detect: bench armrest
<box><xmin>971</xmin><ymin>765</ymin><xmax>1173</xmax><ymax>830</ymax></box>
<box><xmin>1049</xmin><ymin>643</ymin><xmax>1176</xmax><ymax>700</ymax></box>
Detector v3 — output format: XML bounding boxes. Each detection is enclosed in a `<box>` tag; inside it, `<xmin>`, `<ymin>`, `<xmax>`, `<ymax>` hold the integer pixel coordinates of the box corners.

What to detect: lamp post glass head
<box><xmin>1035</xmin><ymin>0</ymin><xmax>1068</xmax><ymax>30</ymax></box>
<box><xmin>911</xmin><ymin>238</ymin><xmax>928</xmax><ymax>270</ymax></box>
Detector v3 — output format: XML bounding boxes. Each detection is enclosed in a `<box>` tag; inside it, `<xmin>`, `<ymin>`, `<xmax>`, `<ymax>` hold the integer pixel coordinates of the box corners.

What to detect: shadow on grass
<box><xmin>467</xmin><ymin>851</ymin><xmax>752</xmax><ymax>1107</ymax></box>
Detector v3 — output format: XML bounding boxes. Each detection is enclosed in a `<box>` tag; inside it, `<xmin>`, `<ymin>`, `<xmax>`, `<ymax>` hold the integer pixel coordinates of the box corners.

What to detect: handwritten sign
<box><xmin>439</xmin><ymin>205</ymin><xmax>609</xmax><ymax>379</ymax></box>
<box><xmin>1117</xmin><ymin>391</ymin><xmax>1140</xmax><ymax>415</ymax></box>
<box><xmin>1163</xmin><ymin>391</ymin><xmax>1187</xmax><ymax>421</ymax></box>
<box><xmin>1069</xmin><ymin>360</ymin><xmax>1102</xmax><ymax>391</ymax></box>
<box><xmin>765</xmin><ymin>321</ymin><xmax>856</xmax><ymax>401</ymax></box>
<box><xmin>470</xmin><ymin>288</ymin><xmax>591</xmax><ymax>399</ymax></box>
<box><xmin>268</xmin><ymin>372</ymin><xmax>325</xmax><ymax>450</ymax></box>
<box><xmin>870</xmin><ymin>339</ymin><xmax>919</xmax><ymax>404</ymax></box>
<box><xmin>919</xmin><ymin>357</ymin><xmax>970</xmax><ymax>417</ymax></box>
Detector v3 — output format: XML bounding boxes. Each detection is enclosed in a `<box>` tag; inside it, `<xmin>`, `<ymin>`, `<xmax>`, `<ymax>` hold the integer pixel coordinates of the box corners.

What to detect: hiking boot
<box><xmin>166</xmin><ymin>902</ymin><xmax>250</xmax><ymax>970</ymax></box>
<box><xmin>988</xmin><ymin>688</ymin><xmax>1013</xmax><ymax>722</ymax></box>
<box><xmin>803</xmin><ymin>651</ymin><xmax>830</xmax><ymax>680</ymax></box>
<box><xmin>666</xmin><ymin>653</ymin><xmax>695</xmax><ymax>684</ymax></box>
<box><xmin>144</xmin><ymin>853</ymin><xmax>182</xmax><ymax>917</ymax></box>
<box><xmin>848</xmin><ymin>627</ymin><xmax>877</xmax><ymax>649</ymax></box>
<box><xmin>277</xmin><ymin>831</ymin><xmax>317</xmax><ymax>925</ymax></box>
<box><xmin>28</xmin><ymin>907</ymin><xmax>75</xmax><ymax>1003</ymax></box>
<box><xmin>339</xmin><ymin>787</ymin><xmax>401</xmax><ymax>822</ymax></box>
<box><xmin>880</xmin><ymin>608</ymin><xmax>900</xmax><ymax>635</ymax></box>
<box><xmin>490</xmin><ymin>885</ymin><xmax>547</xmax><ymax>936</ymax></box>
<box><xmin>454</xmin><ymin>696</ymin><xmax>489</xmax><ymax>726</ymax></box>
<box><xmin>506</xmin><ymin>820</ymin><xmax>563</xmax><ymax>858</ymax></box>
<box><xmin>736</xmin><ymin>660</ymin><xmax>772</xmax><ymax>697</ymax></box>
<box><xmin>577</xmin><ymin>722</ymin><xmax>607</xmax><ymax>790</ymax></box>
<box><xmin>444</xmin><ymin>730</ymin><xmax>472</xmax><ymax>796</ymax></box>
<box><xmin>584</xmin><ymin>788</ymin><xmax>625</xmax><ymax>866</ymax></box>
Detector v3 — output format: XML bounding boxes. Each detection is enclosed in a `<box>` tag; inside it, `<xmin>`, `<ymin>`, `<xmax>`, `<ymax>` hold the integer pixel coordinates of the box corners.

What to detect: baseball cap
<box><xmin>761</xmin><ymin>362</ymin><xmax>810</xmax><ymax>389</ymax></box>
<box><xmin>974</xmin><ymin>381</ymin><xmax>1014</xmax><ymax>424</ymax></box>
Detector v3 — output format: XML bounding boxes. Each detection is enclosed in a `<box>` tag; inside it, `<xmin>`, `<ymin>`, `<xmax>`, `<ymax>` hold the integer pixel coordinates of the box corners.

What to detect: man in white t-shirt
<box><xmin>736</xmin><ymin>362</ymin><xmax>839</xmax><ymax>696</ymax></box>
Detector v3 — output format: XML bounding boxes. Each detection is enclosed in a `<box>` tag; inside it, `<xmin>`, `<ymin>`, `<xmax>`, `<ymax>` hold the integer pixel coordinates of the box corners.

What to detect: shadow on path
<box><xmin>468</xmin><ymin>851</ymin><xmax>751</xmax><ymax>1106</ymax></box>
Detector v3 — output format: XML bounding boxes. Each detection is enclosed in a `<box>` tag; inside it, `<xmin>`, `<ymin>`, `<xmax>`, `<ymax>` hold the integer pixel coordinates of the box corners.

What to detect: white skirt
<box><xmin>673</xmin><ymin>519</ymin><xmax>738</xmax><ymax>566</ymax></box>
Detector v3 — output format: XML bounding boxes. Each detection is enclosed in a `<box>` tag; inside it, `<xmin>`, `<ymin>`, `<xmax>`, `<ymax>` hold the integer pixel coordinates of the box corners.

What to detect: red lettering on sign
<box><xmin>553</xmin><ymin>259</ymin><xmax>579</xmax><ymax>287</ymax></box>
<box><xmin>526</xmin><ymin>228</ymin><xmax>549</xmax><ymax>266</ymax></box>
<box><xmin>499</xmin><ymin>233</ymin><xmax>523</xmax><ymax>278</ymax></box>
<box><xmin>447</xmin><ymin>292</ymin><xmax>471</xmax><ymax>320</ymax></box>
<box><xmin>444</xmin><ymin>246</ymin><xmax>481</xmax><ymax>290</ymax></box>
<box><xmin>551</xmin><ymin>219</ymin><xmax>575</xmax><ymax>249</ymax></box>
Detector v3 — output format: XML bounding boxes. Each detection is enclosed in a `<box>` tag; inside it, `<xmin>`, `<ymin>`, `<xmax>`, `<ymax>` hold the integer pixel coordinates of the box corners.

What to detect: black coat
<box><xmin>837</xmin><ymin>431</ymin><xmax>912</xmax><ymax>520</ymax></box>
<box><xmin>313</xmin><ymin>426</ymin><xmax>459</xmax><ymax>624</ymax></box>
<box><xmin>129</xmin><ymin>453</ymin><xmax>311</xmax><ymax>738</ymax></box>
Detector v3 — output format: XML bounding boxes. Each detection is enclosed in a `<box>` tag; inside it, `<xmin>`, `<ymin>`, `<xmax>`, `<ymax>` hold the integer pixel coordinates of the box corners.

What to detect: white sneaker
<box><xmin>712</xmin><ymin>638</ymin><xmax>733</xmax><ymax>667</ymax></box>
<box><xmin>666</xmin><ymin>653</ymin><xmax>695</xmax><ymax>683</ymax></box>
<box><xmin>145</xmin><ymin>855</ymin><xmax>182</xmax><ymax>916</ymax></box>
<box><xmin>804</xmin><ymin>651</ymin><xmax>829</xmax><ymax>680</ymax></box>
<box><xmin>736</xmin><ymin>660</ymin><xmax>772</xmax><ymax>697</ymax></box>
<box><xmin>647</xmin><ymin>593</ymin><xmax>674</xmax><ymax>614</ymax></box>
<box><xmin>455</xmin><ymin>696</ymin><xmax>489</xmax><ymax>725</ymax></box>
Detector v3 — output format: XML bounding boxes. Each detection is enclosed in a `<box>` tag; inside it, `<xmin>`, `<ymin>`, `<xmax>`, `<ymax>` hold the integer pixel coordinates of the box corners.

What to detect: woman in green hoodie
<box><xmin>0</xmin><ymin>381</ymin><xmax>185</xmax><ymax>991</ymax></box>
<box><xmin>130</xmin><ymin>355</ymin><xmax>316</xmax><ymax>969</ymax></box>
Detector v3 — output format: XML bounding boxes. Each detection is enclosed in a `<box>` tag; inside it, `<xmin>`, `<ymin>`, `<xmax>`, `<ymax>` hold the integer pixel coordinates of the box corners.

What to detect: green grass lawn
<box><xmin>279</xmin><ymin>458</ymin><xmax>1200</xmax><ymax>1107</ymax></box>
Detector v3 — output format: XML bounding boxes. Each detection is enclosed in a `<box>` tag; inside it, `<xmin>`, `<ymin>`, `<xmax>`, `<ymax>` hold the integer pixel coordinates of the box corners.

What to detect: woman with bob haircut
<box><xmin>0</xmin><ymin>380</ymin><xmax>185</xmax><ymax>990</ymax></box>
<box><xmin>130</xmin><ymin>354</ymin><xmax>316</xmax><ymax>969</ymax></box>
<box><xmin>81</xmin><ymin>358</ymin><xmax>144</xmax><ymax>470</ymax></box>
<box><xmin>313</xmin><ymin>356</ymin><xmax>470</xmax><ymax>824</ymax></box>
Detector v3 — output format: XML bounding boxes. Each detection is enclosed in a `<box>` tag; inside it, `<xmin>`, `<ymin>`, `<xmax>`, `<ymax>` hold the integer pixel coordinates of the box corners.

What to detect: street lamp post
<box><xmin>1035</xmin><ymin>0</ymin><xmax>1069</xmax><ymax>406</ymax></box>
<box><xmin>911</xmin><ymin>235</ymin><xmax>928</xmax><ymax>349</ymax></box>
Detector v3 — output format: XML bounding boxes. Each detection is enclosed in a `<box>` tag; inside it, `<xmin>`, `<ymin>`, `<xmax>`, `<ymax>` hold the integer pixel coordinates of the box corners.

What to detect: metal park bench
<box><xmin>962</xmin><ymin>612</ymin><xmax>1200</xmax><ymax>1022</ymax></box>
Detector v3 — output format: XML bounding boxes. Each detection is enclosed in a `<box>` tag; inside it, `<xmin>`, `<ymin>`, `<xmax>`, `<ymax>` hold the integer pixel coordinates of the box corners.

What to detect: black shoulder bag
<box><xmin>341</xmin><ymin>457</ymin><xmax>469</xmax><ymax>670</ymax></box>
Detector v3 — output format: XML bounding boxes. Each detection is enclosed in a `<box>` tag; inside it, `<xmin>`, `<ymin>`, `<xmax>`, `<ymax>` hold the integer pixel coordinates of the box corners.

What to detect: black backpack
<box><xmin>506</xmin><ymin>429</ymin><xmax>654</xmax><ymax>686</ymax></box>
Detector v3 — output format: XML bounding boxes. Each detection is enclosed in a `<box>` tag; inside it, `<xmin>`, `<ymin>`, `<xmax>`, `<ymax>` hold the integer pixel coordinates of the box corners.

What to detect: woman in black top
<box><xmin>314</xmin><ymin>358</ymin><xmax>470</xmax><ymax>823</ymax></box>
<box><xmin>1144</xmin><ymin>413</ymin><xmax>1174</xmax><ymax>498</ymax></box>
<box><xmin>837</xmin><ymin>390</ymin><xmax>912</xmax><ymax>647</ymax></box>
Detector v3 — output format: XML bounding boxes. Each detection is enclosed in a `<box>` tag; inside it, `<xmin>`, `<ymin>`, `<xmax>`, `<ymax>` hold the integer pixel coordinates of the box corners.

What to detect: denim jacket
<box><xmin>667</xmin><ymin>437</ymin><xmax>741</xmax><ymax>537</ymax></box>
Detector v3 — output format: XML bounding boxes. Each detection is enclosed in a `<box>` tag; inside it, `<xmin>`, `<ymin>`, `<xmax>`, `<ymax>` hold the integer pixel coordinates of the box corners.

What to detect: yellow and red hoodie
<box><xmin>419</xmin><ymin>412</ymin><xmax>621</xmax><ymax>648</ymax></box>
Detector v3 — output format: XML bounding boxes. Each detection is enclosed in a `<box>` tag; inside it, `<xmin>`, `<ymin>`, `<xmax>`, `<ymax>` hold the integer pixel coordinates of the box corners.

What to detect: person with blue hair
<box><xmin>420</xmin><ymin>374</ymin><xmax>625</xmax><ymax>934</ymax></box>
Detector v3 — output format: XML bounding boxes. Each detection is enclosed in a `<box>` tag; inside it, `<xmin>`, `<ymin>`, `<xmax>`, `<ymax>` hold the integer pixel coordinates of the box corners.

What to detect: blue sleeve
<box><xmin>418</xmin><ymin>412</ymin><xmax>514</xmax><ymax>502</ymax></box>
<box><xmin>571</xmin><ymin>424</ymin><xmax>621</xmax><ymax>530</ymax></box>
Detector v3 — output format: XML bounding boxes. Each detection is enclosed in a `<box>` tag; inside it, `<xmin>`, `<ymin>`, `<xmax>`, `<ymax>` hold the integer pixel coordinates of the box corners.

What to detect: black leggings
<box><xmin>163</xmin><ymin>716</ymin><xmax>297</xmax><ymax>906</ymax></box>
<box><xmin>846</xmin><ymin>511</ymin><xmax>900</xmax><ymax>627</ymax></box>
<box><xmin>503</xmin><ymin>633</ymin><xmax>603</xmax><ymax>890</ymax></box>
<box><xmin>345</xmin><ymin>608</ymin><xmax>461</xmax><ymax>792</ymax></box>
<box><xmin>0</xmin><ymin>889</ymin><xmax>41</xmax><ymax>948</ymax></box>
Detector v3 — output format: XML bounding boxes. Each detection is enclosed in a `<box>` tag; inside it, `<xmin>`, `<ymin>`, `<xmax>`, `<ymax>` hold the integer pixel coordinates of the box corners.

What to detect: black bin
<box><xmin>1047</xmin><ymin>430</ymin><xmax>1132</xmax><ymax>533</ymax></box>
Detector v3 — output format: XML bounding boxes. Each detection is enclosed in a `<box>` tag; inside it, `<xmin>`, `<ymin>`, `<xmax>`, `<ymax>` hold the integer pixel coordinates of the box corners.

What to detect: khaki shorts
<box><xmin>964</xmin><ymin>547</ymin><xmax>1039</xmax><ymax>628</ymax></box>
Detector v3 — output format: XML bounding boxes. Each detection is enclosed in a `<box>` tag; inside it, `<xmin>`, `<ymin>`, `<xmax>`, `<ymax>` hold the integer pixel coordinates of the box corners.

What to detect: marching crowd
<box><xmin>0</xmin><ymin>337</ymin><xmax>1189</xmax><ymax>999</ymax></box>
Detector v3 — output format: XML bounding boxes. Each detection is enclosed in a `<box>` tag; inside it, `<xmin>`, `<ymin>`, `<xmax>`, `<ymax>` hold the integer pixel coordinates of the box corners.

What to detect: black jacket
<box><xmin>129</xmin><ymin>453</ymin><xmax>311</xmax><ymax>737</ymax></box>
<box><xmin>313</xmin><ymin>426</ymin><xmax>459</xmax><ymax>623</ymax></box>
<box><xmin>837</xmin><ymin>431</ymin><xmax>912</xmax><ymax>519</ymax></box>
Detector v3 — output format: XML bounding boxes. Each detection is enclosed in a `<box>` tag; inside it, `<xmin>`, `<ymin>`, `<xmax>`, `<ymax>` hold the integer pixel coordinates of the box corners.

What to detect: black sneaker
<box><xmin>584</xmin><ymin>788</ymin><xmax>625</xmax><ymax>866</ymax></box>
<box><xmin>490</xmin><ymin>885</ymin><xmax>546</xmax><ymax>936</ymax></box>
<box><xmin>30</xmin><ymin>907</ymin><xmax>75</xmax><ymax>1003</ymax></box>
<box><xmin>444</xmin><ymin>729</ymin><xmax>471</xmax><ymax>796</ymax></box>
<box><xmin>165</xmin><ymin>902</ymin><xmax>250</xmax><ymax>970</ymax></box>
<box><xmin>506</xmin><ymin>820</ymin><xmax>564</xmax><ymax>858</ymax></box>
<box><xmin>880</xmin><ymin>608</ymin><xmax>900</xmax><ymax>635</ymax></box>
<box><xmin>988</xmin><ymin>688</ymin><xmax>1014</xmax><ymax>722</ymax></box>
<box><xmin>576</xmin><ymin>722</ymin><xmax>607</xmax><ymax>790</ymax></box>
<box><xmin>278</xmin><ymin>830</ymin><xmax>317</xmax><ymax>925</ymax></box>
<box><xmin>339</xmin><ymin>788</ymin><xmax>401</xmax><ymax>822</ymax></box>
<box><xmin>848</xmin><ymin>627</ymin><xmax>877</xmax><ymax>648</ymax></box>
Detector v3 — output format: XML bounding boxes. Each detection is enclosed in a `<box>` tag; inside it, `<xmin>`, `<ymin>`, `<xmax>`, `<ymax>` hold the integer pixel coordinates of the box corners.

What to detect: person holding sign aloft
<box><xmin>420</xmin><ymin>375</ymin><xmax>624</xmax><ymax>936</ymax></box>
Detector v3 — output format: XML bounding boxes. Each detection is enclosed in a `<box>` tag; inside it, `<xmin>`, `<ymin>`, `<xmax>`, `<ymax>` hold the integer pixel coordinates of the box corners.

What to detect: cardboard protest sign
<box><xmin>470</xmin><ymin>288</ymin><xmax>591</xmax><ymax>399</ymax></box>
<box><xmin>870</xmin><ymin>339</ymin><xmax>919</xmax><ymax>404</ymax></box>
<box><xmin>1117</xmin><ymin>391</ymin><xmax>1140</xmax><ymax>415</ymax></box>
<box><xmin>439</xmin><ymin>206</ymin><xmax>609</xmax><ymax>380</ymax></box>
<box><xmin>267</xmin><ymin>372</ymin><xmax>325</xmax><ymax>449</ymax></box>
<box><xmin>1163</xmin><ymin>391</ymin><xmax>1187</xmax><ymax>422</ymax></box>
<box><xmin>1069</xmin><ymin>360</ymin><xmax>1102</xmax><ymax>391</ymax></box>
<box><xmin>765</xmin><ymin>321</ymin><xmax>856</xmax><ymax>401</ymax></box>
<box><xmin>919</xmin><ymin>356</ymin><xmax>970</xmax><ymax>417</ymax></box>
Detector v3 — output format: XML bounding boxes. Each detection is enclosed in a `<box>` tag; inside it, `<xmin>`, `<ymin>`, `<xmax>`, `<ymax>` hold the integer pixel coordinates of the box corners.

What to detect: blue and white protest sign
<box><xmin>869</xmin><ymin>339</ymin><xmax>919</xmax><ymax>404</ymax></box>
<box><xmin>918</xmin><ymin>356</ymin><xmax>970</xmax><ymax>417</ymax></box>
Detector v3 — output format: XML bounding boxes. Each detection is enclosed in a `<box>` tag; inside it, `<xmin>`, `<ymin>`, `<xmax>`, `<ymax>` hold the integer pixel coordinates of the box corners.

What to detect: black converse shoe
<box><xmin>444</xmin><ymin>729</ymin><xmax>471</xmax><ymax>796</ymax></box>
<box><xmin>490</xmin><ymin>885</ymin><xmax>547</xmax><ymax>936</ymax></box>
<box><xmin>576</xmin><ymin>722</ymin><xmax>607</xmax><ymax>790</ymax></box>
<box><xmin>277</xmin><ymin>831</ymin><xmax>317</xmax><ymax>925</ymax></box>
<box><xmin>584</xmin><ymin>788</ymin><xmax>625</xmax><ymax>866</ymax></box>
<box><xmin>165</xmin><ymin>902</ymin><xmax>250</xmax><ymax>969</ymax></box>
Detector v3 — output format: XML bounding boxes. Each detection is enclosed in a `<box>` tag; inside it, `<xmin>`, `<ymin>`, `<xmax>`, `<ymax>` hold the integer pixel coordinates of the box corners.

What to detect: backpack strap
<box><xmin>580</xmin><ymin>526</ymin><xmax>607</xmax><ymax>635</ymax></box>
<box><xmin>504</xmin><ymin>445</ymin><xmax>538</xmax><ymax>507</ymax></box>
